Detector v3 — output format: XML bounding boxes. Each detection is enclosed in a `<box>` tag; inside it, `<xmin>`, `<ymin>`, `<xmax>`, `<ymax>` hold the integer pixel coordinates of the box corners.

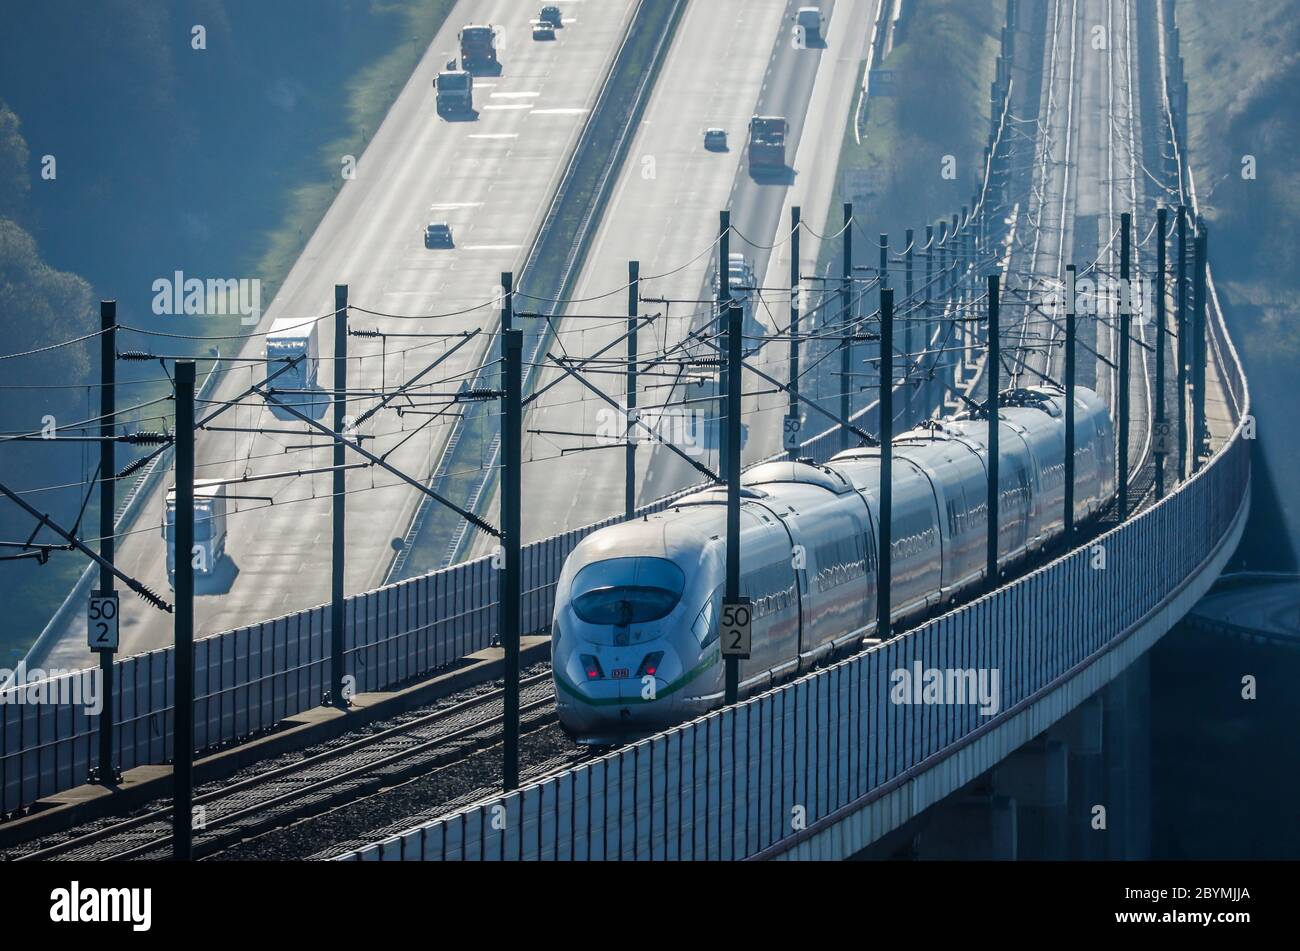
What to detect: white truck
<box><xmin>265</xmin><ymin>316</ymin><xmax>320</xmax><ymax>401</ymax></box>
<box><xmin>164</xmin><ymin>479</ymin><xmax>228</xmax><ymax>582</ymax></box>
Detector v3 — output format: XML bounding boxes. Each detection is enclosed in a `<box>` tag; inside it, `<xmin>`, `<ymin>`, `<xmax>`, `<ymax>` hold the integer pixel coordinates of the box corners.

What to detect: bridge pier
<box><xmin>1101</xmin><ymin>654</ymin><xmax>1152</xmax><ymax>859</ymax></box>
<box><xmin>1059</xmin><ymin>694</ymin><xmax>1107</xmax><ymax>859</ymax></box>
<box><xmin>911</xmin><ymin>791</ymin><xmax>1019</xmax><ymax>860</ymax></box>
<box><xmin>881</xmin><ymin>657</ymin><xmax>1158</xmax><ymax>861</ymax></box>
<box><xmin>992</xmin><ymin>737</ymin><xmax>1069</xmax><ymax>859</ymax></box>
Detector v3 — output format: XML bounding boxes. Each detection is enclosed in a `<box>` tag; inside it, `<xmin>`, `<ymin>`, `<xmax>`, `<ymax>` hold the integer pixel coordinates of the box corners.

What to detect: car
<box><xmin>424</xmin><ymin>221</ymin><xmax>453</xmax><ymax>248</ymax></box>
<box><xmin>704</xmin><ymin>127</ymin><xmax>727</xmax><ymax>151</ymax></box>
<box><xmin>796</xmin><ymin>6</ymin><xmax>823</xmax><ymax>43</ymax></box>
<box><xmin>539</xmin><ymin>5</ymin><xmax>563</xmax><ymax>28</ymax></box>
<box><xmin>532</xmin><ymin>20</ymin><xmax>556</xmax><ymax>40</ymax></box>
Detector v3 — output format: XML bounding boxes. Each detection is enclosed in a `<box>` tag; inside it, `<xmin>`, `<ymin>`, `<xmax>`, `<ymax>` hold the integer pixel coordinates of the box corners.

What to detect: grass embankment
<box><xmin>817</xmin><ymin>0</ymin><xmax>1003</xmax><ymax>275</ymax></box>
<box><xmin>1178</xmin><ymin>0</ymin><xmax>1300</xmax><ymax>568</ymax></box>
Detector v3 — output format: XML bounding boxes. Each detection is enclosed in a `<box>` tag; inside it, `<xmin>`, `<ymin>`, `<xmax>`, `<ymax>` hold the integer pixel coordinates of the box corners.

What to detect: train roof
<box><xmin>741</xmin><ymin>460</ymin><xmax>854</xmax><ymax>495</ymax></box>
<box><xmin>569</xmin><ymin>505</ymin><xmax>732</xmax><ymax>565</ymax></box>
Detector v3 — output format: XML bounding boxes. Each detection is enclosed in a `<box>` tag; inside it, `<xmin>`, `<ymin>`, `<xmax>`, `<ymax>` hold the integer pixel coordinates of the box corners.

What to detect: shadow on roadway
<box><xmin>748</xmin><ymin>165</ymin><xmax>796</xmax><ymax>186</ymax></box>
<box><xmin>266</xmin><ymin>391</ymin><xmax>330</xmax><ymax>423</ymax></box>
<box><xmin>195</xmin><ymin>556</ymin><xmax>239</xmax><ymax>597</ymax></box>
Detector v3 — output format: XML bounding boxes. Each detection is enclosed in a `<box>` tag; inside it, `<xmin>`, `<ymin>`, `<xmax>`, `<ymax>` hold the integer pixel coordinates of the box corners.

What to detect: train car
<box><xmin>552</xmin><ymin>385</ymin><xmax>1117</xmax><ymax>744</ymax></box>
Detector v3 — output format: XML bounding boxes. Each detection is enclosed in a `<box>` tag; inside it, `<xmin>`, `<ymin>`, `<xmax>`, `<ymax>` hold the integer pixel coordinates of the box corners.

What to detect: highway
<box><xmin>471</xmin><ymin>0</ymin><xmax>879</xmax><ymax>553</ymax></box>
<box><xmin>36</xmin><ymin>0</ymin><xmax>639</xmax><ymax>669</ymax></box>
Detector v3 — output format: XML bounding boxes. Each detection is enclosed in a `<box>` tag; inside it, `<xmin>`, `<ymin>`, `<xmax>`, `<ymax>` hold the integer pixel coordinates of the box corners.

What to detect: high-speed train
<box><xmin>551</xmin><ymin>385</ymin><xmax>1116</xmax><ymax>744</ymax></box>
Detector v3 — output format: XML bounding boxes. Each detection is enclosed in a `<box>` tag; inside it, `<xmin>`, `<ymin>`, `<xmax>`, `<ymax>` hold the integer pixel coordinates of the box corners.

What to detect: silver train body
<box><xmin>551</xmin><ymin>386</ymin><xmax>1116</xmax><ymax>744</ymax></box>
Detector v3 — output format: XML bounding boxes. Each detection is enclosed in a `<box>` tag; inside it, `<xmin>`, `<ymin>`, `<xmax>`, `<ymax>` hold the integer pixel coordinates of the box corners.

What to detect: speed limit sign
<box><xmin>783</xmin><ymin>414</ymin><xmax>802</xmax><ymax>451</ymax></box>
<box><xmin>720</xmin><ymin>598</ymin><xmax>752</xmax><ymax>659</ymax></box>
<box><xmin>1153</xmin><ymin>420</ymin><xmax>1173</xmax><ymax>455</ymax></box>
<box><xmin>87</xmin><ymin>591</ymin><xmax>119</xmax><ymax>652</ymax></box>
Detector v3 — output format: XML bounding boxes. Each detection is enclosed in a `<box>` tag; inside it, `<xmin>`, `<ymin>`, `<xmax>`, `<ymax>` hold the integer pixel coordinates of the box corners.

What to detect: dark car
<box><xmin>539</xmin><ymin>5</ymin><xmax>563</xmax><ymax>28</ymax></box>
<box><xmin>424</xmin><ymin>221</ymin><xmax>453</xmax><ymax>248</ymax></box>
<box><xmin>704</xmin><ymin>127</ymin><xmax>728</xmax><ymax>151</ymax></box>
<box><xmin>532</xmin><ymin>20</ymin><xmax>556</xmax><ymax>41</ymax></box>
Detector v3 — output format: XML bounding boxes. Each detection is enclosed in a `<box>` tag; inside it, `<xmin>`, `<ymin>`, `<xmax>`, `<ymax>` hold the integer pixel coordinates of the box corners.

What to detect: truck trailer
<box><xmin>747</xmin><ymin>115</ymin><xmax>788</xmax><ymax>173</ymax></box>
<box><xmin>264</xmin><ymin>316</ymin><xmax>320</xmax><ymax>406</ymax></box>
<box><xmin>164</xmin><ymin>479</ymin><xmax>228</xmax><ymax>582</ymax></box>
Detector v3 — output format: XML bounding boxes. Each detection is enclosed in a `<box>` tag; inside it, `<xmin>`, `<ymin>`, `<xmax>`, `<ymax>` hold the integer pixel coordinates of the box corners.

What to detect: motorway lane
<box><xmin>473</xmin><ymin>0</ymin><xmax>793</xmax><ymax>552</ymax></box>
<box><xmin>628</xmin><ymin>0</ymin><xmax>878</xmax><ymax>516</ymax></box>
<box><xmin>38</xmin><ymin>0</ymin><xmax>638</xmax><ymax>670</ymax></box>
<box><xmin>469</xmin><ymin>0</ymin><xmax>879</xmax><ymax>554</ymax></box>
<box><xmin>740</xmin><ymin>0</ymin><xmax>878</xmax><ymax>466</ymax></box>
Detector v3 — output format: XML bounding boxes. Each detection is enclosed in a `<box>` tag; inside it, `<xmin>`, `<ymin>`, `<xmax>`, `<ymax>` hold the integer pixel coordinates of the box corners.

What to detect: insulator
<box><xmin>132</xmin><ymin>582</ymin><xmax>172</xmax><ymax>613</ymax></box>
<box><xmin>125</xmin><ymin>431</ymin><xmax>172</xmax><ymax>445</ymax></box>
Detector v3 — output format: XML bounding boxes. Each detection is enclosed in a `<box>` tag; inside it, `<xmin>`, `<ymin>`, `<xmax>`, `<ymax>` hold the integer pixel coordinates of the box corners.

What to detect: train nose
<box><xmin>555</xmin><ymin>636</ymin><xmax>680</xmax><ymax>741</ymax></box>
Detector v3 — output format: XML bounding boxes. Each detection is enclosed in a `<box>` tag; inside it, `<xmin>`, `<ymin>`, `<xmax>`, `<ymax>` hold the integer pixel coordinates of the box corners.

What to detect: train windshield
<box><xmin>571</xmin><ymin>557</ymin><xmax>685</xmax><ymax>626</ymax></box>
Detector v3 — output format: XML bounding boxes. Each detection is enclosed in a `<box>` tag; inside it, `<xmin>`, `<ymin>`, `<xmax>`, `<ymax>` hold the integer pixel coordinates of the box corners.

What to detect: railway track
<box><xmin>1009</xmin><ymin>0</ymin><xmax>1161</xmax><ymax>511</ymax></box>
<box><xmin>12</xmin><ymin>673</ymin><xmax>558</xmax><ymax>862</ymax></box>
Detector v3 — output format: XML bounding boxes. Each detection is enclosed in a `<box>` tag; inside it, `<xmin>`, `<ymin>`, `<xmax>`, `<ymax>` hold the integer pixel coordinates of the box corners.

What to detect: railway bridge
<box><xmin>0</xmin><ymin>0</ymin><xmax>1250</xmax><ymax>861</ymax></box>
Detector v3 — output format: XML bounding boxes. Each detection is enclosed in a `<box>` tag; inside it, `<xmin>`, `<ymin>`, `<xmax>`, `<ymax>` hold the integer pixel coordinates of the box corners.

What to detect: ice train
<box><xmin>551</xmin><ymin>386</ymin><xmax>1116</xmax><ymax>744</ymax></box>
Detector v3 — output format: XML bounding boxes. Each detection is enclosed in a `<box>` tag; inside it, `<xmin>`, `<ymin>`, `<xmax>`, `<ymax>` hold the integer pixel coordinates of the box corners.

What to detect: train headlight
<box><xmin>636</xmin><ymin>652</ymin><xmax>664</xmax><ymax>678</ymax></box>
<box><xmin>580</xmin><ymin>654</ymin><xmax>604</xmax><ymax>681</ymax></box>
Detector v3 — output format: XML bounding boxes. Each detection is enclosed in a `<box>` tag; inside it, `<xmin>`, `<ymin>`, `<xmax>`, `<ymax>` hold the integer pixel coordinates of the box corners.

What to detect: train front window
<box><xmin>571</xmin><ymin>557</ymin><xmax>685</xmax><ymax>626</ymax></box>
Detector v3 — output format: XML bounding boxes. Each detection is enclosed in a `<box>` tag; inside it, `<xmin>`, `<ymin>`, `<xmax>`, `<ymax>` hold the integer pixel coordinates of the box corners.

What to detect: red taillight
<box><xmin>580</xmin><ymin>654</ymin><xmax>604</xmax><ymax>681</ymax></box>
<box><xmin>636</xmin><ymin>652</ymin><xmax>664</xmax><ymax>679</ymax></box>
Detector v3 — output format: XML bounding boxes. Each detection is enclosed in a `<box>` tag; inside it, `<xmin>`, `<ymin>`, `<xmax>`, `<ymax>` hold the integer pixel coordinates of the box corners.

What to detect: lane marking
<box><xmin>429</xmin><ymin>202</ymin><xmax>483</xmax><ymax>210</ymax></box>
<box><xmin>468</xmin><ymin>133</ymin><xmax>519</xmax><ymax>139</ymax></box>
<box><xmin>482</xmin><ymin>103</ymin><xmax>534</xmax><ymax>110</ymax></box>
